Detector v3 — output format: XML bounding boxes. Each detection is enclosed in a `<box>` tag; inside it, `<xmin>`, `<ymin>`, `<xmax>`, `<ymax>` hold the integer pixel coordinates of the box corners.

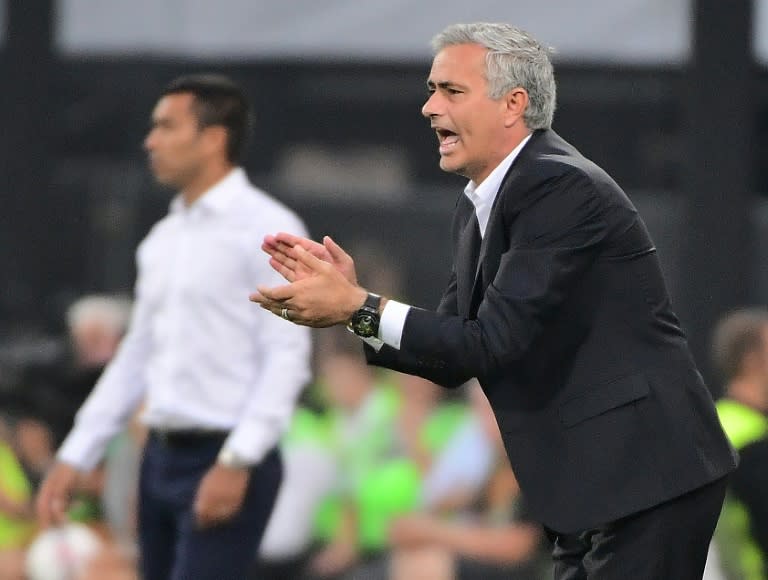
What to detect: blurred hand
<box><xmin>310</xmin><ymin>540</ymin><xmax>358</xmax><ymax>577</ymax></box>
<box><xmin>251</xmin><ymin>245</ymin><xmax>367</xmax><ymax>328</ymax></box>
<box><xmin>389</xmin><ymin>514</ymin><xmax>443</xmax><ymax>547</ymax></box>
<box><xmin>193</xmin><ymin>463</ymin><xmax>249</xmax><ymax>528</ymax></box>
<box><xmin>35</xmin><ymin>462</ymin><xmax>79</xmax><ymax>528</ymax></box>
<box><xmin>262</xmin><ymin>233</ymin><xmax>358</xmax><ymax>285</ymax></box>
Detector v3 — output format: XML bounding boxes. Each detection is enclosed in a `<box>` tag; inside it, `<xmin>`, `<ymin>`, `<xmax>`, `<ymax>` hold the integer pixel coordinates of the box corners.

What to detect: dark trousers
<box><xmin>546</xmin><ymin>476</ymin><xmax>728</xmax><ymax>580</ymax></box>
<box><xmin>138</xmin><ymin>432</ymin><xmax>282</xmax><ymax>580</ymax></box>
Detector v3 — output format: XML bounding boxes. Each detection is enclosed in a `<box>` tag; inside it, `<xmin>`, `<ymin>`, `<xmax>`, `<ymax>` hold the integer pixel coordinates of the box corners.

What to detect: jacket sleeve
<box><xmin>397</xmin><ymin>170</ymin><xmax>609</xmax><ymax>385</ymax></box>
<box><xmin>364</xmin><ymin>269</ymin><xmax>468</xmax><ymax>388</ymax></box>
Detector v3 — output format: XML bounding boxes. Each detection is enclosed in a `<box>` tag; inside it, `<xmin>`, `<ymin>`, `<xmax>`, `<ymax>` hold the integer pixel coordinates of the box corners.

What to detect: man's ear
<box><xmin>201</xmin><ymin>125</ymin><xmax>228</xmax><ymax>157</ymax></box>
<box><xmin>503</xmin><ymin>87</ymin><xmax>529</xmax><ymax>128</ymax></box>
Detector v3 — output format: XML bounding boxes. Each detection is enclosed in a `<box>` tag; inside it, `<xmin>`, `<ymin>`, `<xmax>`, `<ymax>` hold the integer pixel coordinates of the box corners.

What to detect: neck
<box><xmin>471</xmin><ymin>129</ymin><xmax>533</xmax><ymax>186</ymax></box>
<box><xmin>727</xmin><ymin>379</ymin><xmax>768</xmax><ymax>412</ymax></box>
<box><xmin>181</xmin><ymin>162</ymin><xmax>235</xmax><ymax>206</ymax></box>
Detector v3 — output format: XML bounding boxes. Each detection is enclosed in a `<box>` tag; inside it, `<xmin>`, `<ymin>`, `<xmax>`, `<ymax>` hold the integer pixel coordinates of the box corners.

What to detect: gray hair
<box><xmin>66</xmin><ymin>294</ymin><xmax>133</xmax><ymax>337</ymax></box>
<box><xmin>431</xmin><ymin>23</ymin><xmax>556</xmax><ymax>130</ymax></box>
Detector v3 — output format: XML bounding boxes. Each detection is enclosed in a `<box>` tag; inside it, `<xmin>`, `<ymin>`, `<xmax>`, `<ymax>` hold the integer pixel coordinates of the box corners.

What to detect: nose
<box><xmin>143</xmin><ymin>129</ymin><xmax>156</xmax><ymax>152</ymax></box>
<box><xmin>421</xmin><ymin>91</ymin><xmax>439</xmax><ymax>119</ymax></box>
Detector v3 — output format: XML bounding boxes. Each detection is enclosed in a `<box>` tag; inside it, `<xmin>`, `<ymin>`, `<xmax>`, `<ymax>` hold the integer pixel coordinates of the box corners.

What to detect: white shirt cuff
<box><xmin>379</xmin><ymin>299</ymin><xmax>410</xmax><ymax>350</ymax></box>
<box><xmin>354</xmin><ymin>299</ymin><xmax>410</xmax><ymax>351</ymax></box>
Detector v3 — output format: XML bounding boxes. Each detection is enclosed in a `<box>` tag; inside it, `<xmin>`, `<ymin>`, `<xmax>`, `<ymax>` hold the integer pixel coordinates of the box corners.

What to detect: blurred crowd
<box><xmin>1</xmin><ymin>292</ymin><xmax>767</xmax><ymax>579</ymax></box>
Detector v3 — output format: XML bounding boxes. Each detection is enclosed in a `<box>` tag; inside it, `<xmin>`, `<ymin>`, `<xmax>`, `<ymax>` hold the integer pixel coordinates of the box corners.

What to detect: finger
<box><xmin>249</xmin><ymin>294</ymin><xmax>281</xmax><ymax>313</ymax></box>
<box><xmin>251</xmin><ymin>296</ymin><xmax>290</xmax><ymax>322</ymax></box>
<box><xmin>323</xmin><ymin>236</ymin><xmax>351</xmax><ymax>262</ymax></box>
<box><xmin>263</xmin><ymin>234</ymin><xmax>278</xmax><ymax>248</ymax></box>
<box><xmin>50</xmin><ymin>497</ymin><xmax>68</xmax><ymax>526</ymax></box>
<box><xmin>272</xmin><ymin>245</ymin><xmax>300</xmax><ymax>271</ymax></box>
<box><xmin>293</xmin><ymin>245</ymin><xmax>329</xmax><ymax>272</ymax></box>
<box><xmin>269</xmin><ymin>257</ymin><xmax>296</xmax><ymax>282</ymax></box>
<box><xmin>272</xmin><ymin>260</ymin><xmax>297</xmax><ymax>283</ymax></box>
<box><xmin>274</xmin><ymin>232</ymin><xmax>309</xmax><ymax>247</ymax></box>
<box><xmin>249</xmin><ymin>291</ymin><xmax>266</xmax><ymax>304</ymax></box>
<box><xmin>37</xmin><ymin>484</ymin><xmax>67</xmax><ymax>528</ymax></box>
<box><xmin>256</xmin><ymin>284</ymin><xmax>296</xmax><ymax>302</ymax></box>
<box><xmin>194</xmin><ymin>509</ymin><xmax>210</xmax><ymax>529</ymax></box>
<box><xmin>261</xmin><ymin>236</ymin><xmax>278</xmax><ymax>254</ymax></box>
<box><xmin>195</xmin><ymin>503</ymin><xmax>233</xmax><ymax>528</ymax></box>
<box><xmin>276</xmin><ymin>233</ymin><xmax>328</xmax><ymax>257</ymax></box>
<box><xmin>35</xmin><ymin>490</ymin><xmax>52</xmax><ymax>528</ymax></box>
<box><xmin>193</xmin><ymin>498</ymin><xmax>212</xmax><ymax>528</ymax></box>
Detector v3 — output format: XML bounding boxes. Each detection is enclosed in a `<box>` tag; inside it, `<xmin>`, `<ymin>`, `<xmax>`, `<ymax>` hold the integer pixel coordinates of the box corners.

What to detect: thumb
<box><xmin>323</xmin><ymin>236</ymin><xmax>350</xmax><ymax>262</ymax></box>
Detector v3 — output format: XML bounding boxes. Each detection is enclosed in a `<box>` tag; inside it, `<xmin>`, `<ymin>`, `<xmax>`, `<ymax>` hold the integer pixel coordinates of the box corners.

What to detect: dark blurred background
<box><xmin>0</xmin><ymin>0</ymin><xmax>766</xmax><ymax>390</ymax></box>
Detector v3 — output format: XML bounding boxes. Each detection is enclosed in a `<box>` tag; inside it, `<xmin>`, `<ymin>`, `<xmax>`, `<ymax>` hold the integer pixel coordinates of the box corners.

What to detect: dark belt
<box><xmin>150</xmin><ymin>428</ymin><xmax>229</xmax><ymax>448</ymax></box>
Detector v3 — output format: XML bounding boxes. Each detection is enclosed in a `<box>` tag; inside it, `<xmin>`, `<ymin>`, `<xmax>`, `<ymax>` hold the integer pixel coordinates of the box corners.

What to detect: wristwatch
<box><xmin>348</xmin><ymin>292</ymin><xmax>382</xmax><ymax>338</ymax></box>
<box><xmin>217</xmin><ymin>447</ymin><xmax>252</xmax><ymax>469</ymax></box>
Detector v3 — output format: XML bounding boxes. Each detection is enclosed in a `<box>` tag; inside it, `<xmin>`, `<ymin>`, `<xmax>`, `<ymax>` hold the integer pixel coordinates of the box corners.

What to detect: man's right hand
<box><xmin>35</xmin><ymin>462</ymin><xmax>79</xmax><ymax>528</ymax></box>
<box><xmin>262</xmin><ymin>233</ymin><xmax>358</xmax><ymax>285</ymax></box>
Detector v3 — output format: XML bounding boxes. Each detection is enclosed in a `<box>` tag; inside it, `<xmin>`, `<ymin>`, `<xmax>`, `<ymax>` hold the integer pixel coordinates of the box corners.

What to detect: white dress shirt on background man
<box><xmin>58</xmin><ymin>167</ymin><xmax>311</xmax><ymax>470</ymax></box>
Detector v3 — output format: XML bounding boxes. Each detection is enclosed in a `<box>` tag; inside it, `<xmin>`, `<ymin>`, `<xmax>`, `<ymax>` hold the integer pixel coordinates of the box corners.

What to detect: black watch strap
<box><xmin>363</xmin><ymin>292</ymin><xmax>382</xmax><ymax>312</ymax></box>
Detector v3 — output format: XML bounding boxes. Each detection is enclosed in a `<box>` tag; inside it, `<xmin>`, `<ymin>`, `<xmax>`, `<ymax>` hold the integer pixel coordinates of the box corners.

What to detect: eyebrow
<box><xmin>426</xmin><ymin>80</ymin><xmax>466</xmax><ymax>91</ymax></box>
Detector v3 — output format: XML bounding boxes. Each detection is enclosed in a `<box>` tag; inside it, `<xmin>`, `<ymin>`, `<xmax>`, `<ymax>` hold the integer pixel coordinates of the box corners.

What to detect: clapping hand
<box><xmin>261</xmin><ymin>233</ymin><xmax>357</xmax><ymax>284</ymax></box>
<box><xmin>251</xmin><ymin>241</ymin><xmax>366</xmax><ymax>328</ymax></box>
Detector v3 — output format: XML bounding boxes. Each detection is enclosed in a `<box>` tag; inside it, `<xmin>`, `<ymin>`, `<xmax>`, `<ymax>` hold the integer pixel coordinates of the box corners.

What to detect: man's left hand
<box><xmin>251</xmin><ymin>245</ymin><xmax>366</xmax><ymax>327</ymax></box>
<box><xmin>193</xmin><ymin>463</ymin><xmax>250</xmax><ymax>528</ymax></box>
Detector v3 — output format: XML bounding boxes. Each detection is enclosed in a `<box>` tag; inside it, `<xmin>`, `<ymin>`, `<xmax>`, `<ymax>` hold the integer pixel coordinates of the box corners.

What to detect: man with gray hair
<box><xmin>66</xmin><ymin>294</ymin><xmax>132</xmax><ymax>370</ymax></box>
<box><xmin>253</xmin><ymin>23</ymin><xmax>736</xmax><ymax>578</ymax></box>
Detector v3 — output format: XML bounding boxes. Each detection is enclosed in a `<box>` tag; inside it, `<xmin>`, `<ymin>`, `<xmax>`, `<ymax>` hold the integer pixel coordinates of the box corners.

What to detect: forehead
<box><xmin>428</xmin><ymin>43</ymin><xmax>488</xmax><ymax>85</ymax></box>
<box><xmin>152</xmin><ymin>92</ymin><xmax>196</xmax><ymax>120</ymax></box>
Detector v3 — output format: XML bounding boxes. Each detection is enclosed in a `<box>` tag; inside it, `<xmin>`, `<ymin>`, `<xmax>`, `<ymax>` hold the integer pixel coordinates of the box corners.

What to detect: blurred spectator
<box><xmin>17</xmin><ymin>295</ymin><xmax>133</xmax><ymax>527</ymax></box>
<box><xmin>252</xmin><ymin>401</ymin><xmax>337</xmax><ymax>580</ymax></box>
<box><xmin>389</xmin><ymin>384</ymin><xmax>549</xmax><ymax>580</ymax></box>
<box><xmin>307</xmin><ymin>340</ymin><xmax>415</xmax><ymax>579</ymax></box>
<box><xmin>711</xmin><ymin>308</ymin><xmax>768</xmax><ymax>580</ymax></box>
<box><xmin>0</xmin><ymin>295</ymin><xmax>132</xmax><ymax>579</ymax></box>
<box><xmin>7</xmin><ymin>293</ymin><xmax>131</xmax><ymax>503</ymax></box>
<box><xmin>419</xmin><ymin>384</ymin><xmax>495</xmax><ymax>514</ymax></box>
<box><xmin>300</xmin><ymin>331</ymin><xmax>473</xmax><ymax>580</ymax></box>
<box><xmin>18</xmin><ymin>294</ymin><xmax>132</xmax><ymax>450</ymax></box>
<box><xmin>0</xmin><ymin>423</ymin><xmax>34</xmax><ymax>580</ymax></box>
<box><xmin>391</xmin><ymin>373</ymin><xmax>469</xmax><ymax>480</ymax></box>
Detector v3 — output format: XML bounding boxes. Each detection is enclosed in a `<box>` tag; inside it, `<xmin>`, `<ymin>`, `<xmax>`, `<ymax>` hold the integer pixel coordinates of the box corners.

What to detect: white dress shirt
<box><xmin>374</xmin><ymin>134</ymin><xmax>532</xmax><ymax>350</ymax></box>
<box><xmin>58</xmin><ymin>168</ymin><xmax>312</xmax><ymax>470</ymax></box>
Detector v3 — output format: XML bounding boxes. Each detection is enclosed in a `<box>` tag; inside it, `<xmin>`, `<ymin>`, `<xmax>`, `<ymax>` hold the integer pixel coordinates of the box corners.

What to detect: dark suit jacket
<box><xmin>366</xmin><ymin>129</ymin><xmax>737</xmax><ymax>533</ymax></box>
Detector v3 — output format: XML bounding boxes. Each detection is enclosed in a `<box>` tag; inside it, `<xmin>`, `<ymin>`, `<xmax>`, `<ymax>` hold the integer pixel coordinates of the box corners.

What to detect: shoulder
<box><xmin>136</xmin><ymin>212</ymin><xmax>176</xmax><ymax>257</ymax></box>
<box><xmin>507</xmin><ymin>131</ymin><xmax>634</xmax><ymax>215</ymax></box>
<box><xmin>527</xmin><ymin>132</ymin><xmax>615</xmax><ymax>191</ymax></box>
<box><xmin>233</xmin><ymin>181</ymin><xmax>308</xmax><ymax>236</ymax></box>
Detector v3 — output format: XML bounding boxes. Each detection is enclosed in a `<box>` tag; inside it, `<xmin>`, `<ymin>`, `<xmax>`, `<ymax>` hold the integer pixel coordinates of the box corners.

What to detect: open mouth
<box><xmin>435</xmin><ymin>128</ymin><xmax>459</xmax><ymax>153</ymax></box>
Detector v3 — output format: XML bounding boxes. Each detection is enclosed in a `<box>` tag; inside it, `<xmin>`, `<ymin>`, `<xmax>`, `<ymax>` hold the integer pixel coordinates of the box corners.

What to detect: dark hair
<box><xmin>711</xmin><ymin>308</ymin><xmax>768</xmax><ymax>383</ymax></box>
<box><xmin>161</xmin><ymin>74</ymin><xmax>252</xmax><ymax>163</ymax></box>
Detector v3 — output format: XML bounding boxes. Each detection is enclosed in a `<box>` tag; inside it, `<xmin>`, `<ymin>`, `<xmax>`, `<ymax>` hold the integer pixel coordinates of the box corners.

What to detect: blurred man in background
<box><xmin>711</xmin><ymin>309</ymin><xmax>768</xmax><ymax>580</ymax></box>
<box><xmin>36</xmin><ymin>74</ymin><xmax>311</xmax><ymax>580</ymax></box>
<box><xmin>254</xmin><ymin>22</ymin><xmax>736</xmax><ymax>579</ymax></box>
